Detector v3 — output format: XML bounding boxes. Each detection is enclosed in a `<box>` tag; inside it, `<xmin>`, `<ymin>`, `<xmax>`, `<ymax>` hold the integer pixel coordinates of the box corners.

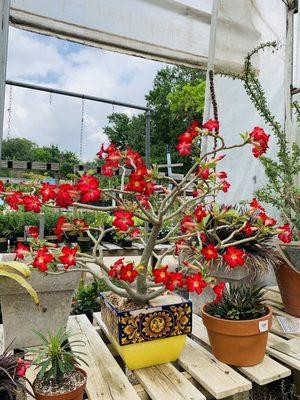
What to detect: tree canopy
<box><xmin>103</xmin><ymin>65</ymin><xmax>205</xmax><ymax>169</ymax></box>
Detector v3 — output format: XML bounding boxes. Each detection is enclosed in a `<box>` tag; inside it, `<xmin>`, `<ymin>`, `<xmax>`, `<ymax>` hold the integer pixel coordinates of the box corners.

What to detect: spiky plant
<box><xmin>30</xmin><ymin>328</ymin><xmax>88</xmax><ymax>384</ymax></box>
<box><xmin>205</xmin><ymin>284</ymin><xmax>267</xmax><ymax>320</ymax></box>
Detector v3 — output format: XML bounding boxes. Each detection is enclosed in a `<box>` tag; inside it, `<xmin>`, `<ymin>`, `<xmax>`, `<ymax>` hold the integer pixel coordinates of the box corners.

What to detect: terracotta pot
<box><xmin>33</xmin><ymin>368</ymin><xmax>87</xmax><ymax>400</ymax></box>
<box><xmin>275</xmin><ymin>261</ymin><xmax>300</xmax><ymax>317</ymax></box>
<box><xmin>202</xmin><ymin>305</ymin><xmax>272</xmax><ymax>366</ymax></box>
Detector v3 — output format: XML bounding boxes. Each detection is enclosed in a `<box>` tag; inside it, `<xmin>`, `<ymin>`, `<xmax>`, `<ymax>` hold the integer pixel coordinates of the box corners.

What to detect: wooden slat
<box><xmin>0</xmin><ymin>325</ymin><xmax>3</xmax><ymax>353</ymax></box>
<box><xmin>267</xmin><ymin>333</ymin><xmax>300</xmax><ymax>370</ymax></box>
<box><xmin>68</xmin><ymin>315</ymin><xmax>140</xmax><ymax>400</ymax></box>
<box><xmin>135</xmin><ymin>363</ymin><xmax>206</xmax><ymax>400</ymax></box>
<box><xmin>191</xmin><ymin>315</ymin><xmax>291</xmax><ymax>385</ymax></box>
<box><xmin>178</xmin><ymin>338</ymin><xmax>252</xmax><ymax>399</ymax></box>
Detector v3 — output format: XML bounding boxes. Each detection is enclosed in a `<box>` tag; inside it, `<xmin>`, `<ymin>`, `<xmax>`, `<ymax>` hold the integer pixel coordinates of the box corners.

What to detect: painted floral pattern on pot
<box><xmin>100</xmin><ymin>293</ymin><xmax>192</xmax><ymax>346</ymax></box>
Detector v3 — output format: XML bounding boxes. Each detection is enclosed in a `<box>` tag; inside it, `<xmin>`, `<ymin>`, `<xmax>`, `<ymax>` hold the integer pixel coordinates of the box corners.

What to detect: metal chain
<box><xmin>80</xmin><ymin>98</ymin><xmax>85</xmax><ymax>159</ymax></box>
<box><xmin>7</xmin><ymin>85</ymin><xmax>12</xmax><ymax>140</ymax></box>
<box><xmin>49</xmin><ymin>92</ymin><xmax>53</xmax><ymax>107</ymax></box>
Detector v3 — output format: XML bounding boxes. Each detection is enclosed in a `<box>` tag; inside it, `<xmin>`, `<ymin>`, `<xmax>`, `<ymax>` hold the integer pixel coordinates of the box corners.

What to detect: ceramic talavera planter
<box><xmin>100</xmin><ymin>292</ymin><xmax>192</xmax><ymax>370</ymax></box>
<box><xmin>0</xmin><ymin>267</ymin><xmax>81</xmax><ymax>348</ymax></box>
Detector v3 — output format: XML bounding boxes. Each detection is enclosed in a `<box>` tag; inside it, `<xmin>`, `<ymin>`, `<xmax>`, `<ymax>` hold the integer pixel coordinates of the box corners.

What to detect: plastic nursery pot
<box><xmin>275</xmin><ymin>261</ymin><xmax>300</xmax><ymax>317</ymax></box>
<box><xmin>202</xmin><ymin>305</ymin><xmax>272</xmax><ymax>366</ymax></box>
<box><xmin>0</xmin><ymin>237</ymin><xmax>8</xmax><ymax>253</ymax></box>
<box><xmin>77</xmin><ymin>237</ymin><xmax>91</xmax><ymax>253</ymax></box>
<box><xmin>33</xmin><ymin>368</ymin><xmax>87</xmax><ymax>400</ymax></box>
<box><xmin>65</xmin><ymin>232</ymin><xmax>78</xmax><ymax>245</ymax></box>
<box><xmin>45</xmin><ymin>235</ymin><xmax>59</xmax><ymax>244</ymax></box>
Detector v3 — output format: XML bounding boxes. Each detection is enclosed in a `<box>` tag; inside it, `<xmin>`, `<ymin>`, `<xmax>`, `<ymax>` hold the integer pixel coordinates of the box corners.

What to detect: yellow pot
<box><xmin>100</xmin><ymin>292</ymin><xmax>192</xmax><ymax>370</ymax></box>
<box><xmin>110</xmin><ymin>332</ymin><xmax>187</xmax><ymax>370</ymax></box>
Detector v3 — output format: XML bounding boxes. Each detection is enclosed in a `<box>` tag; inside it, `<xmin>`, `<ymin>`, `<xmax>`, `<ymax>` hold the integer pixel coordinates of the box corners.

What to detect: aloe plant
<box><xmin>0</xmin><ymin>261</ymin><xmax>39</xmax><ymax>304</ymax></box>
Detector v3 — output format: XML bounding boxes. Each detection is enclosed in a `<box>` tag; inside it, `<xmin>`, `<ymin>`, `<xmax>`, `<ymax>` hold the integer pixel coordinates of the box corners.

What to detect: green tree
<box><xmin>103</xmin><ymin>65</ymin><xmax>205</xmax><ymax>168</ymax></box>
<box><xmin>2</xmin><ymin>138</ymin><xmax>36</xmax><ymax>160</ymax></box>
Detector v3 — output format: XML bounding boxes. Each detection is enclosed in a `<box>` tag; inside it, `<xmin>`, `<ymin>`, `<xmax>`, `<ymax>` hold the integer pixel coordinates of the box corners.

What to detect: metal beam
<box><xmin>5</xmin><ymin>80</ymin><xmax>150</xmax><ymax>111</ymax></box>
<box><xmin>0</xmin><ymin>0</ymin><xmax>10</xmax><ymax>164</ymax></box>
<box><xmin>145</xmin><ymin>109</ymin><xmax>151</xmax><ymax>168</ymax></box>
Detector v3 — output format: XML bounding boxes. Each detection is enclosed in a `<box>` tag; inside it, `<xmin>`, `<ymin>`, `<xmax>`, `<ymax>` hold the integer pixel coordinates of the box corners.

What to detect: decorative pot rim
<box><xmin>33</xmin><ymin>367</ymin><xmax>87</xmax><ymax>398</ymax></box>
<box><xmin>202</xmin><ymin>304</ymin><xmax>272</xmax><ymax>324</ymax></box>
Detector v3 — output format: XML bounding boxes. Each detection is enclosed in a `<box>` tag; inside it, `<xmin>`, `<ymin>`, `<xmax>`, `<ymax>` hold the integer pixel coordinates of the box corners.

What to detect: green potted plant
<box><xmin>202</xmin><ymin>284</ymin><xmax>272</xmax><ymax>366</ymax></box>
<box><xmin>30</xmin><ymin>328</ymin><xmax>87</xmax><ymax>400</ymax></box>
<box><xmin>0</xmin><ymin>344</ymin><xmax>32</xmax><ymax>400</ymax></box>
<box><xmin>228</xmin><ymin>42</ymin><xmax>300</xmax><ymax>316</ymax></box>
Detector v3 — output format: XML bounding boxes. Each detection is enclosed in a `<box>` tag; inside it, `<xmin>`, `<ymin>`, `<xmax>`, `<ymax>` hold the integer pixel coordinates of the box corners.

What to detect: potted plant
<box><xmin>30</xmin><ymin>328</ymin><xmax>87</xmax><ymax>400</ymax></box>
<box><xmin>202</xmin><ymin>284</ymin><xmax>272</xmax><ymax>366</ymax></box>
<box><xmin>229</xmin><ymin>42</ymin><xmax>300</xmax><ymax>316</ymax></box>
<box><xmin>58</xmin><ymin>217</ymin><xmax>91</xmax><ymax>252</ymax></box>
<box><xmin>0</xmin><ymin>344</ymin><xmax>32</xmax><ymax>400</ymax></box>
<box><xmin>0</xmin><ymin>73</ymin><xmax>287</xmax><ymax>368</ymax></box>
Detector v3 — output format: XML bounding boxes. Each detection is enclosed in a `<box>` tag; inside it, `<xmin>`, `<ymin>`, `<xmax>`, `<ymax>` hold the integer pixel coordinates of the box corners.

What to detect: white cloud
<box><xmin>5</xmin><ymin>27</ymin><xmax>165</xmax><ymax>160</ymax></box>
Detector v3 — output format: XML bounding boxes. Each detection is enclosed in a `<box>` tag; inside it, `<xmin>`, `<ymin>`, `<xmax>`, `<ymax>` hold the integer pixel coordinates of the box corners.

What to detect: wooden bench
<box><xmin>7</xmin><ymin>286</ymin><xmax>297</xmax><ymax>400</ymax></box>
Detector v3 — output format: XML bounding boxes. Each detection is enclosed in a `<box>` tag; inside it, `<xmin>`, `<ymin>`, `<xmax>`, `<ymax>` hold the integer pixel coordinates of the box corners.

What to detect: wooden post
<box><xmin>294</xmin><ymin>370</ymin><xmax>300</xmax><ymax>399</ymax></box>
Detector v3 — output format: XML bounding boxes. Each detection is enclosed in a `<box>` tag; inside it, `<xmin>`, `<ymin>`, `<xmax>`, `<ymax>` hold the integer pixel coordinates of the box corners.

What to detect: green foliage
<box><xmin>71</xmin><ymin>279</ymin><xmax>108</xmax><ymax>319</ymax></box>
<box><xmin>206</xmin><ymin>284</ymin><xmax>267</xmax><ymax>320</ymax></box>
<box><xmin>30</xmin><ymin>328</ymin><xmax>87</xmax><ymax>383</ymax></box>
<box><xmin>2</xmin><ymin>139</ymin><xmax>80</xmax><ymax>179</ymax></box>
<box><xmin>225</xmin><ymin>42</ymin><xmax>300</xmax><ymax>238</ymax></box>
<box><xmin>103</xmin><ymin>65</ymin><xmax>205</xmax><ymax>169</ymax></box>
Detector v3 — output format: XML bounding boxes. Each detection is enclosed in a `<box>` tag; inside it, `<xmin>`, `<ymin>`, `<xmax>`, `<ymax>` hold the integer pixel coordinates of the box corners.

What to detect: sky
<box><xmin>4</xmin><ymin>27</ymin><xmax>166</xmax><ymax>161</ymax></box>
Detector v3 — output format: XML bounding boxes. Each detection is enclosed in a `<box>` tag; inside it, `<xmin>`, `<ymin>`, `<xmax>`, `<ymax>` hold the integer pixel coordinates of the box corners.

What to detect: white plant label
<box><xmin>259</xmin><ymin>320</ymin><xmax>269</xmax><ymax>332</ymax></box>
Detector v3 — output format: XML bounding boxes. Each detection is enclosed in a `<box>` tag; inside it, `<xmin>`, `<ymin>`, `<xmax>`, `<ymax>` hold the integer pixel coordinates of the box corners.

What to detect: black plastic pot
<box><xmin>45</xmin><ymin>235</ymin><xmax>58</xmax><ymax>244</ymax></box>
<box><xmin>0</xmin><ymin>238</ymin><xmax>8</xmax><ymax>253</ymax></box>
<box><xmin>78</xmin><ymin>237</ymin><xmax>91</xmax><ymax>253</ymax></box>
<box><xmin>65</xmin><ymin>232</ymin><xmax>78</xmax><ymax>245</ymax></box>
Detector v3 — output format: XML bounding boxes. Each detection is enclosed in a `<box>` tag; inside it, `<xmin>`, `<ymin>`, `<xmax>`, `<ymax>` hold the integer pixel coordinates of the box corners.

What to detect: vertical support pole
<box><xmin>39</xmin><ymin>212</ymin><xmax>45</xmax><ymax>240</ymax></box>
<box><xmin>294</xmin><ymin>370</ymin><xmax>300</xmax><ymax>400</ymax></box>
<box><xmin>166</xmin><ymin>144</ymin><xmax>172</xmax><ymax>177</ymax></box>
<box><xmin>0</xmin><ymin>0</ymin><xmax>10</xmax><ymax>167</ymax></box>
<box><xmin>202</xmin><ymin>0</ymin><xmax>219</xmax><ymax>155</ymax></box>
<box><xmin>145</xmin><ymin>109</ymin><xmax>151</xmax><ymax>168</ymax></box>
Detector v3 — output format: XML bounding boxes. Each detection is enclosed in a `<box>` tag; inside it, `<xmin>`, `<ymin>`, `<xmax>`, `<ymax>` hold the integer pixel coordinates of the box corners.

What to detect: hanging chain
<box><xmin>80</xmin><ymin>98</ymin><xmax>85</xmax><ymax>159</ymax></box>
<box><xmin>49</xmin><ymin>92</ymin><xmax>53</xmax><ymax>107</ymax></box>
<box><xmin>7</xmin><ymin>85</ymin><xmax>12</xmax><ymax>140</ymax></box>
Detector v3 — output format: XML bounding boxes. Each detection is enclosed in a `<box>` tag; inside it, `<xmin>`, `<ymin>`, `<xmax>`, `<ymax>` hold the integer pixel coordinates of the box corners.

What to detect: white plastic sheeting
<box><xmin>10</xmin><ymin>0</ymin><xmax>259</xmax><ymax>73</ymax></box>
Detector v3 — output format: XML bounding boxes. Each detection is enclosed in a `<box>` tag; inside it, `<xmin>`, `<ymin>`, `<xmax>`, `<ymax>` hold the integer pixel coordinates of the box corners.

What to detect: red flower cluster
<box><xmin>249</xmin><ymin>127</ymin><xmax>270</xmax><ymax>158</ymax></box>
<box><xmin>202</xmin><ymin>119</ymin><xmax>219</xmax><ymax>131</ymax></box>
<box><xmin>257</xmin><ymin>212</ymin><xmax>277</xmax><ymax>227</ymax></box>
<box><xmin>33</xmin><ymin>247</ymin><xmax>54</xmax><ymax>272</ymax></box>
<box><xmin>108</xmin><ymin>258</ymin><xmax>138</xmax><ymax>283</ymax></box>
<box><xmin>0</xmin><ymin>180</ymin><xmax>4</xmax><ymax>192</ymax></box>
<box><xmin>58</xmin><ymin>246</ymin><xmax>77</xmax><ymax>269</ymax></box>
<box><xmin>113</xmin><ymin>210</ymin><xmax>135</xmax><ymax>231</ymax></box>
<box><xmin>13</xmin><ymin>243</ymin><xmax>30</xmax><ymax>260</ymax></box>
<box><xmin>77</xmin><ymin>175</ymin><xmax>101</xmax><ymax>203</ymax></box>
<box><xmin>27</xmin><ymin>226</ymin><xmax>39</xmax><ymax>238</ymax></box>
<box><xmin>213</xmin><ymin>281</ymin><xmax>225</xmax><ymax>303</ymax></box>
<box><xmin>153</xmin><ymin>266</ymin><xmax>207</xmax><ymax>295</ymax></box>
<box><xmin>278</xmin><ymin>223</ymin><xmax>293</xmax><ymax>243</ymax></box>
<box><xmin>223</xmin><ymin>246</ymin><xmax>246</xmax><ymax>268</ymax></box>
<box><xmin>40</xmin><ymin>183</ymin><xmax>56</xmax><ymax>202</ymax></box>
<box><xmin>54</xmin><ymin>216</ymin><xmax>67</xmax><ymax>241</ymax></box>
<box><xmin>16</xmin><ymin>358</ymin><xmax>30</xmax><ymax>377</ymax></box>
<box><xmin>201</xmin><ymin>244</ymin><xmax>218</xmax><ymax>260</ymax></box>
<box><xmin>176</xmin><ymin>120</ymin><xmax>200</xmax><ymax>156</ymax></box>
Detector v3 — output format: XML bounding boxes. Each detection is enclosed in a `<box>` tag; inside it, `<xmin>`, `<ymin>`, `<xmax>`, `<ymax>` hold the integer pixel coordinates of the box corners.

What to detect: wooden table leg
<box><xmin>294</xmin><ymin>370</ymin><xmax>300</xmax><ymax>399</ymax></box>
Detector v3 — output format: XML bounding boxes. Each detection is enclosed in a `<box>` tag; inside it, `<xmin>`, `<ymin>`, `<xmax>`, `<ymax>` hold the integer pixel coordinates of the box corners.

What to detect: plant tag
<box><xmin>259</xmin><ymin>320</ymin><xmax>268</xmax><ymax>332</ymax></box>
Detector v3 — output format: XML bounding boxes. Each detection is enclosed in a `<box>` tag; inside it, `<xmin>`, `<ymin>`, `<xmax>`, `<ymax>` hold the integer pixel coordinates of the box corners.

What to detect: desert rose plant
<box><xmin>0</xmin><ymin>76</ymin><xmax>292</xmax><ymax>305</ymax></box>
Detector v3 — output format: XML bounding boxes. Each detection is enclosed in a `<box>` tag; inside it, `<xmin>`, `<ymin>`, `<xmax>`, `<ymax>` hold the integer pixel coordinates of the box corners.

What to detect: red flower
<box><xmin>73</xmin><ymin>218</ymin><xmax>89</xmax><ymax>231</ymax></box>
<box><xmin>223</xmin><ymin>246</ymin><xmax>246</xmax><ymax>268</ymax></box>
<box><xmin>136</xmin><ymin>195</ymin><xmax>150</xmax><ymax>209</ymax></box>
<box><xmin>153</xmin><ymin>266</ymin><xmax>170</xmax><ymax>285</ymax></box>
<box><xmin>180</xmin><ymin>215</ymin><xmax>196</xmax><ymax>233</ymax></box>
<box><xmin>250</xmin><ymin>198</ymin><xmax>265</xmax><ymax>212</ymax></box>
<box><xmin>77</xmin><ymin>175</ymin><xmax>101</xmax><ymax>204</ymax></box>
<box><xmin>215</xmin><ymin>171</ymin><xmax>227</xmax><ymax>179</ymax></box>
<box><xmin>185</xmin><ymin>273</ymin><xmax>207</xmax><ymax>294</ymax></box>
<box><xmin>194</xmin><ymin>205</ymin><xmax>207</xmax><ymax>222</ymax></box>
<box><xmin>96</xmin><ymin>144</ymin><xmax>105</xmax><ymax>159</ymax></box>
<box><xmin>125</xmin><ymin>147</ymin><xmax>145</xmax><ymax>169</ymax></box>
<box><xmin>175</xmin><ymin>239</ymin><xmax>186</xmax><ymax>256</ymax></box>
<box><xmin>258</xmin><ymin>212</ymin><xmax>277</xmax><ymax>227</ymax></box>
<box><xmin>221</xmin><ymin>179</ymin><xmax>230</xmax><ymax>193</ymax></box>
<box><xmin>197</xmin><ymin>167</ymin><xmax>211</xmax><ymax>180</ymax></box>
<box><xmin>59</xmin><ymin>246</ymin><xmax>77</xmax><ymax>269</ymax></box>
<box><xmin>56</xmin><ymin>184</ymin><xmax>78</xmax><ymax>208</ymax></box>
<box><xmin>102</xmin><ymin>162</ymin><xmax>115</xmax><ymax>177</ymax></box>
<box><xmin>0</xmin><ymin>180</ymin><xmax>4</xmax><ymax>192</ymax></box>
<box><xmin>249</xmin><ymin>126</ymin><xmax>269</xmax><ymax>157</ymax></box>
<box><xmin>16</xmin><ymin>358</ymin><xmax>30</xmax><ymax>377</ymax></box>
<box><xmin>22</xmin><ymin>195</ymin><xmax>42</xmax><ymax>213</ymax></box>
<box><xmin>278</xmin><ymin>224</ymin><xmax>293</xmax><ymax>243</ymax></box>
<box><xmin>242</xmin><ymin>221</ymin><xmax>256</xmax><ymax>237</ymax></box>
<box><xmin>108</xmin><ymin>258</ymin><xmax>125</xmax><ymax>278</ymax></box>
<box><xmin>202</xmin><ymin>119</ymin><xmax>219</xmax><ymax>131</ymax></box>
<box><xmin>120</xmin><ymin>263</ymin><xmax>138</xmax><ymax>283</ymax></box>
<box><xmin>13</xmin><ymin>243</ymin><xmax>30</xmax><ymax>260</ymax></box>
<box><xmin>6</xmin><ymin>191</ymin><xmax>23</xmax><ymax>210</ymax></box>
<box><xmin>165</xmin><ymin>272</ymin><xmax>184</xmax><ymax>291</ymax></box>
<box><xmin>113</xmin><ymin>210</ymin><xmax>135</xmax><ymax>231</ymax></box>
<box><xmin>40</xmin><ymin>183</ymin><xmax>57</xmax><ymax>202</ymax></box>
<box><xmin>176</xmin><ymin>141</ymin><xmax>192</xmax><ymax>156</ymax></box>
<box><xmin>27</xmin><ymin>226</ymin><xmax>39</xmax><ymax>238</ymax></box>
<box><xmin>104</xmin><ymin>144</ymin><xmax>122</xmax><ymax>167</ymax></box>
<box><xmin>54</xmin><ymin>216</ymin><xmax>67</xmax><ymax>241</ymax></box>
<box><xmin>213</xmin><ymin>281</ymin><xmax>225</xmax><ymax>303</ymax></box>
<box><xmin>33</xmin><ymin>247</ymin><xmax>54</xmax><ymax>272</ymax></box>
<box><xmin>201</xmin><ymin>244</ymin><xmax>219</xmax><ymax>260</ymax></box>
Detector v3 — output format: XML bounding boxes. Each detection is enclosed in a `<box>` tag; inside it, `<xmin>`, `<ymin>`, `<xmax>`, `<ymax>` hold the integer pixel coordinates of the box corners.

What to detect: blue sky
<box><xmin>5</xmin><ymin>27</ymin><xmax>166</xmax><ymax>161</ymax></box>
